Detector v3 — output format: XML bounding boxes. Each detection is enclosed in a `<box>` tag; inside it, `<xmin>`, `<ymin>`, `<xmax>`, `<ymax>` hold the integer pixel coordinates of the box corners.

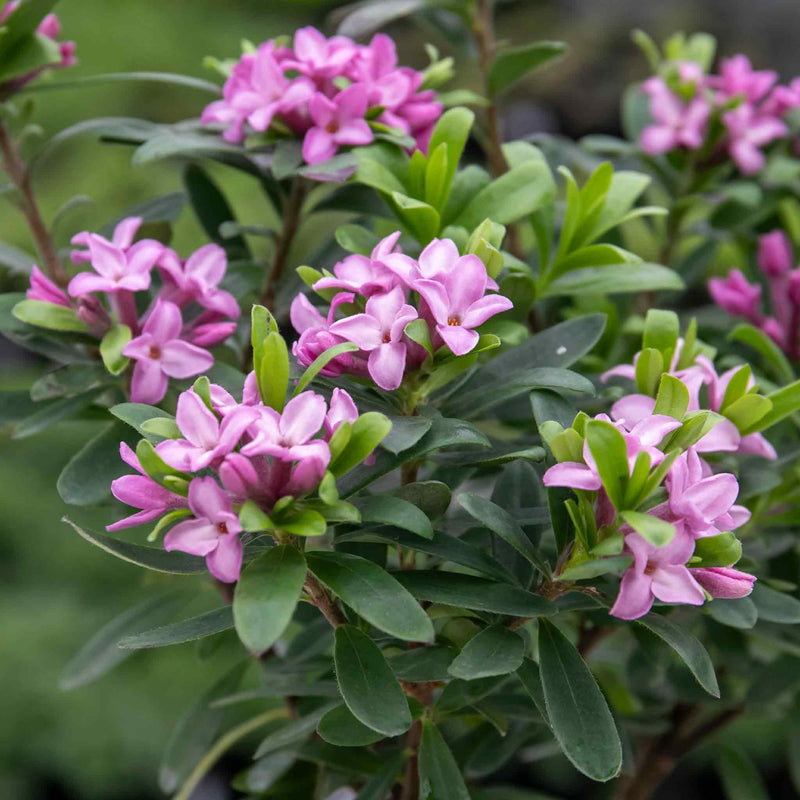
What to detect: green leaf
<box><xmin>717</xmin><ymin>748</ymin><xmax>769</xmax><ymax>800</ymax></box>
<box><xmin>537</xmin><ymin>618</ymin><xmax>622</xmax><ymax>782</ymax></box>
<box><xmin>426</xmin><ymin>107</ymin><xmax>474</xmax><ymax>206</ymax></box>
<box><xmin>558</xmin><ymin>555</ymin><xmax>631</xmax><ymax>581</ymax></box>
<box><xmin>542</xmin><ymin>264</ymin><xmax>683</xmax><ymax>297</ymax></box>
<box><xmin>330</xmin><ymin>412</ymin><xmax>392</xmax><ymax>476</ymax></box>
<box><xmin>99</xmin><ymin>324</ymin><xmax>132</xmax><ymax>375</ymax></box>
<box><xmin>448</xmin><ymin>625</ymin><xmax>525</xmax><ymax>679</ymax></box>
<box><xmin>13</xmin><ymin>389</ymin><xmax>100</xmax><ymax>439</ymax></box>
<box><xmin>653</xmin><ymin>373</ymin><xmax>690</xmax><ymax>419</ymax></box>
<box><xmin>23</xmin><ymin>70</ymin><xmax>221</xmax><ymax>95</ymax></box>
<box><xmin>119</xmin><ymin>606</ymin><xmax>233</xmax><ymax>649</ymax></box>
<box><xmin>424</xmin><ymin>142</ymin><xmax>449</xmax><ymax>211</ymax></box>
<box><xmin>355</xmin><ymin>156</ymin><xmax>407</xmax><ymax>196</ymax></box>
<box><xmin>317</xmin><ymin>705</ymin><xmax>384</xmax><ymax>747</ymax></box>
<box><xmin>259</xmin><ymin>331</ymin><xmax>289</xmax><ymax>411</ymax></box>
<box><xmin>334</xmin><ymin>625</ymin><xmax>411</xmax><ymax>736</ymax></box>
<box><xmin>621</xmin><ymin>511</ymin><xmax>675</xmax><ymax>547</ymax></box>
<box><xmin>724</xmin><ymin>393</ymin><xmax>772</xmax><ymax>433</ymax></box>
<box><xmin>110</xmin><ymin>402</ymin><xmax>175</xmax><ymax>441</ymax></box>
<box><xmin>389</xmin><ymin>646</ymin><xmax>457</xmax><ymax>682</ymax></box>
<box><xmin>306</xmin><ymin>551</ymin><xmax>434</xmax><ymax>642</ymax></box>
<box><xmin>337</xmin><ymin>527</ymin><xmax>513</xmax><ymax>584</ymax></box>
<box><xmin>750</xmin><ymin>583</ymin><xmax>800</xmax><ymax>623</ymax></box>
<box><xmin>729</xmin><ymin>323</ymin><xmax>794</xmax><ymax>384</ymax></box>
<box><xmin>381</xmin><ymin>416</ymin><xmax>432</xmax><ymax>454</ymax></box>
<box><xmin>457</xmin><ymin>160</ymin><xmax>555</xmax><ymax>231</ymax></box>
<box><xmin>636</xmin><ymin>613</ymin><xmax>719</xmax><ymax>696</ymax></box>
<box><xmin>335</xmin><ymin>223</ymin><xmax>380</xmax><ymax>256</ymax></box>
<box><xmin>690</xmin><ymin>532</ymin><xmax>742</xmax><ymax>568</ymax></box>
<box><xmin>253</xmin><ymin>704</ymin><xmax>335</xmax><ymax>760</ymax></box>
<box><xmin>57</xmin><ymin>421</ymin><xmax>138</xmax><ymax>505</ymax></box>
<box><xmin>184</xmin><ymin>164</ymin><xmax>250</xmax><ymax>260</ymax></box>
<box><xmin>62</xmin><ymin>518</ymin><xmax>205</xmax><ymax>574</ymax></box>
<box><xmin>585</xmin><ymin>419</ymin><xmax>628</xmax><ymax>508</ymax></box>
<box><xmin>233</xmin><ymin>546</ymin><xmax>307</xmax><ymax>654</ymax></box>
<box><xmin>643</xmin><ymin>309</ymin><xmax>680</xmax><ymax>365</ymax></box>
<box><xmin>394</xmin><ymin>571</ymin><xmax>554</xmax><ymax>617</ymax></box>
<box><xmin>454</xmin><ymin>314</ymin><xmax>606</xmax><ymax>398</ymax></box>
<box><xmin>458</xmin><ymin>493</ymin><xmax>548</xmax><ymax>574</ymax></box>
<box><xmin>59</xmin><ymin>591</ymin><xmax>187</xmax><ymax>690</ymax></box>
<box><xmin>390</xmin><ymin>191</ymin><xmax>440</xmax><ymax>244</ymax></box>
<box><xmin>0</xmin><ymin>30</ymin><xmax>61</xmax><ymax>82</ymax></box>
<box><xmin>12</xmin><ymin>299</ymin><xmax>89</xmax><ymax>333</ymax></box>
<box><xmin>293</xmin><ymin>341</ymin><xmax>359</xmax><ymax>395</ymax></box>
<box><xmin>273</xmin><ymin>508</ymin><xmax>327</xmax><ymax>537</ymax></box>
<box><xmin>418</xmin><ymin>719</ymin><xmax>471</xmax><ymax>800</ymax></box>
<box><xmin>515</xmin><ymin>659</ymin><xmax>549</xmax><ymax>724</ymax></box>
<box><xmin>355</xmin><ymin>493</ymin><xmax>434</xmax><ymax>539</ymax></box>
<box><xmin>488</xmin><ymin>40</ymin><xmax>567</xmax><ymax>96</ymax></box>
<box><xmin>393</xmin><ymin>480</ymin><xmax>451</xmax><ymax>520</ymax></box>
<box><xmin>404</xmin><ymin>318</ymin><xmax>434</xmax><ymax>355</ymax></box>
<box><xmin>355</xmin><ymin>752</ymin><xmax>405</xmax><ymax>800</ymax></box>
<box><xmin>706</xmin><ymin>598</ymin><xmax>757</xmax><ymax>630</ymax></box>
<box><xmin>746</xmin><ymin>379</ymin><xmax>800</xmax><ymax>433</ymax></box>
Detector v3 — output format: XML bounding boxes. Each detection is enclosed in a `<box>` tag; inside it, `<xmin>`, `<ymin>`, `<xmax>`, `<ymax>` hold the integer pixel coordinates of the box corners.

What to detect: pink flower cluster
<box><xmin>544</xmin><ymin>412</ymin><xmax>755</xmax><ymax>620</ymax></box>
<box><xmin>27</xmin><ymin>217</ymin><xmax>239</xmax><ymax>404</ymax></box>
<box><xmin>290</xmin><ymin>234</ymin><xmax>513</xmax><ymax>391</ymax></box>
<box><xmin>109</xmin><ymin>380</ymin><xmax>362</xmax><ymax>582</ymax></box>
<box><xmin>0</xmin><ymin>2</ymin><xmax>75</xmax><ymax>97</ymax></box>
<box><xmin>640</xmin><ymin>55</ymin><xmax>797</xmax><ymax>174</ymax></box>
<box><xmin>201</xmin><ymin>27</ymin><xmax>442</xmax><ymax>163</ymax></box>
<box><xmin>603</xmin><ymin>338</ymin><xmax>776</xmax><ymax>459</ymax></box>
<box><xmin>709</xmin><ymin>229</ymin><xmax>800</xmax><ymax>359</ymax></box>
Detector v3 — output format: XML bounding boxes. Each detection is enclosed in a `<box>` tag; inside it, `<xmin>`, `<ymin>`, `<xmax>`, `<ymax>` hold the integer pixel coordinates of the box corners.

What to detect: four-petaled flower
<box><xmin>302</xmin><ymin>84</ymin><xmax>374</xmax><ymax>164</ymax></box>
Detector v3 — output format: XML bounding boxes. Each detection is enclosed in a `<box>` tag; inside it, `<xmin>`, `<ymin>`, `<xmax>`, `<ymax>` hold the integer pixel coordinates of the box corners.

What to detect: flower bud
<box><xmin>758</xmin><ymin>230</ymin><xmax>794</xmax><ymax>277</ymax></box>
<box><xmin>691</xmin><ymin>566</ymin><xmax>756</xmax><ymax>598</ymax></box>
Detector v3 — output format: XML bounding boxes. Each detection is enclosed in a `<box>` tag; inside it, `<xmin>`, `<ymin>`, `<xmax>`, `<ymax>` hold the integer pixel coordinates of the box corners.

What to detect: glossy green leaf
<box><xmin>717</xmin><ymin>748</ymin><xmax>769</xmax><ymax>800</ymax></box>
<box><xmin>448</xmin><ymin>625</ymin><xmax>525</xmax><ymax>680</ymax></box>
<box><xmin>14</xmin><ymin>389</ymin><xmax>100</xmax><ymax>439</ymax></box>
<box><xmin>63</xmin><ymin>518</ymin><xmax>206</xmax><ymax>574</ymax></box>
<box><xmin>542</xmin><ymin>264</ymin><xmax>683</xmax><ymax>297</ymax></box>
<box><xmin>585</xmin><ymin>419</ymin><xmax>628</xmax><ymax>508</ymax></box>
<box><xmin>317</xmin><ymin>705</ymin><xmax>384</xmax><ymax>747</ymax></box>
<box><xmin>119</xmin><ymin>606</ymin><xmax>233</xmax><ymax>649</ymax></box>
<box><xmin>636</xmin><ymin>613</ymin><xmax>719</xmax><ymax>696</ymax></box>
<box><xmin>330</xmin><ymin>411</ymin><xmax>392</xmax><ymax>476</ymax></box>
<box><xmin>729</xmin><ymin>323</ymin><xmax>794</xmax><ymax>384</ymax></box>
<box><xmin>389</xmin><ymin>646</ymin><xmax>457</xmax><ymax>683</ymax></box>
<box><xmin>538</xmin><ymin>618</ymin><xmax>622</xmax><ymax>782</ymax></box>
<box><xmin>489</xmin><ymin>40</ymin><xmax>567</xmax><ymax>96</ymax></box>
<box><xmin>259</xmin><ymin>331</ymin><xmax>289</xmax><ymax>411</ymax></box>
<box><xmin>394</xmin><ymin>571</ymin><xmax>554</xmax><ymax>617</ymax></box>
<box><xmin>746</xmin><ymin>379</ymin><xmax>800</xmax><ymax>433</ymax></box>
<box><xmin>750</xmin><ymin>583</ymin><xmax>800</xmax><ymax>623</ymax></box>
<box><xmin>293</xmin><ymin>341</ymin><xmax>359</xmax><ymax>395</ymax></box>
<box><xmin>418</xmin><ymin>719</ymin><xmax>471</xmax><ymax>800</ymax></box>
<box><xmin>707</xmin><ymin>598</ymin><xmax>757</xmax><ymax>630</ymax></box>
<box><xmin>99</xmin><ymin>324</ymin><xmax>131</xmax><ymax>375</ymax></box>
<box><xmin>355</xmin><ymin>493</ymin><xmax>433</xmax><ymax>538</ymax></box>
<box><xmin>621</xmin><ymin>511</ymin><xmax>675</xmax><ymax>547</ymax></box>
<box><xmin>234</xmin><ymin>546</ymin><xmax>307</xmax><ymax>654</ymax></box>
<box><xmin>458</xmin><ymin>493</ymin><xmax>548</xmax><ymax>574</ymax></box>
<box><xmin>307</xmin><ymin>551</ymin><xmax>434</xmax><ymax>642</ymax></box>
<box><xmin>690</xmin><ymin>532</ymin><xmax>742</xmax><ymax>568</ymax></box>
<box><xmin>334</xmin><ymin>625</ymin><xmax>411</xmax><ymax>736</ymax></box>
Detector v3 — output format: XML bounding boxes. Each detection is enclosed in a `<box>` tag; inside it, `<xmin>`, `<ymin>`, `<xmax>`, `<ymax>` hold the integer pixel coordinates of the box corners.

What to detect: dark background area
<box><xmin>2</xmin><ymin>1</ymin><xmax>799</xmax><ymax>798</ymax></box>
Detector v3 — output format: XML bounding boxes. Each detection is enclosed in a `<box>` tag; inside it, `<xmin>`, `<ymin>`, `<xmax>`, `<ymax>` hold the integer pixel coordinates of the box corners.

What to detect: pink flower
<box><xmin>691</xmin><ymin>567</ymin><xmax>756</xmax><ymax>599</ymax></box>
<box><xmin>610</xmin><ymin>529</ymin><xmax>705</xmax><ymax>620</ymax></box>
<box><xmin>708</xmin><ymin>269</ymin><xmax>763</xmax><ymax>324</ymax></box>
<box><xmin>762</xmin><ymin>78</ymin><xmax>800</xmax><ymax>117</ymax></box>
<box><xmin>639</xmin><ymin>78</ymin><xmax>710</xmax><ymax>154</ymax></box>
<box><xmin>122</xmin><ymin>300</ymin><xmax>214</xmax><ymax>404</ymax></box>
<box><xmin>329</xmin><ymin>287</ymin><xmax>418</xmax><ymax>390</ymax></box>
<box><xmin>156</xmin><ymin>388</ymin><xmax>258</xmax><ymax>472</ymax></box>
<box><xmin>325</xmin><ymin>388</ymin><xmax>358</xmax><ymax>436</ymax></box>
<box><xmin>230</xmin><ymin>42</ymin><xmax>315</xmax><ymax>135</ymax></box>
<box><xmin>312</xmin><ymin>232</ymin><xmax>409</xmax><ymax>297</ymax></box>
<box><xmin>349</xmin><ymin>34</ymin><xmax>412</xmax><ymax>110</ymax></box>
<box><xmin>664</xmin><ymin>449</ymin><xmax>750</xmax><ymax>537</ymax></box>
<box><xmin>722</xmin><ymin>104</ymin><xmax>787</xmax><ymax>175</ymax></box>
<box><xmin>71</xmin><ymin>217</ymin><xmax>144</xmax><ymax>265</ymax></box>
<box><xmin>26</xmin><ymin>266</ymin><xmax>70</xmax><ymax>307</ymax></box>
<box><xmin>107</xmin><ymin>442</ymin><xmax>188</xmax><ymax>531</ymax></box>
<box><xmin>543</xmin><ymin>413</ymin><xmax>682</xmax><ymax>493</ymax></box>
<box><xmin>414</xmin><ymin>255</ymin><xmax>512</xmax><ymax>356</ymax></box>
<box><xmin>288</xmin><ymin>27</ymin><xmax>358</xmax><ymax>82</ymax></box>
<box><xmin>758</xmin><ymin>230</ymin><xmax>794</xmax><ymax>278</ymax></box>
<box><xmin>201</xmin><ymin>54</ymin><xmax>258</xmax><ymax>143</ymax></box>
<box><xmin>302</xmin><ymin>84</ymin><xmax>374</xmax><ymax>164</ymax></box>
<box><xmin>163</xmin><ymin>477</ymin><xmax>243</xmax><ymax>583</ymax></box>
<box><xmin>709</xmin><ymin>55</ymin><xmax>777</xmax><ymax>104</ymax></box>
<box><xmin>158</xmin><ymin>244</ymin><xmax>239</xmax><ymax>319</ymax></box>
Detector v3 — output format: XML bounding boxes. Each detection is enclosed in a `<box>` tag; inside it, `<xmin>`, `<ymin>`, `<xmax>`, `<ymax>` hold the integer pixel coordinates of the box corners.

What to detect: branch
<box><xmin>261</xmin><ymin>176</ymin><xmax>306</xmax><ymax>310</ymax></box>
<box><xmin>0</xmin><ymin>121</ymin><xmax>67</xmax><ymax>286</ymax></box>
<box><xmin>304</xmin><ymin>572</ymin><xmax>347</xmax><ymax>628</ymax></box>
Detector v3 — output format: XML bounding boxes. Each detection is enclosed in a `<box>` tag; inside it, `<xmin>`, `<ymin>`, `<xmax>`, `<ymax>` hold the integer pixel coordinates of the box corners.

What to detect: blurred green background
<box><xmin>2</xmin><ymin>1</ymin><xmax>800</xmax><ymax>798</ymax></box>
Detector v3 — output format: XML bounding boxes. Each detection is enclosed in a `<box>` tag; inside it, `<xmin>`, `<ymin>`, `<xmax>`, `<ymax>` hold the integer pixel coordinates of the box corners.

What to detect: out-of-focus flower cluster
<box><xmin>201</xmin><ymin>26</ymin><xmax>443</xmax><ymax>163</ymax></box>
<box><xmin>640</xmin><ymin>54</ymin><xmax>799</xmax><ymax>174</ymax></box>
<box><xmin>709</xmin><ymin>229</ymin><xmax>800</xmax><ymax>359</ymax></box>
<box><xmin>109</xmin><ymin>380</ymin><xmax>368</xmax><ymax>583</ymax></box>
<box><xmin>0</xmin><ymin>1</ymin><xmax>75</xmax><ymax>97</ymax></box>
<box><xmin>290</xmin><ymin>233</ymin><xmax>513</xmax><ymax>391</ymax></box>
<box><xmin>26</xmin><ymin>217</ymin><xmax>239</xmax><ymax>404</ymax></box>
